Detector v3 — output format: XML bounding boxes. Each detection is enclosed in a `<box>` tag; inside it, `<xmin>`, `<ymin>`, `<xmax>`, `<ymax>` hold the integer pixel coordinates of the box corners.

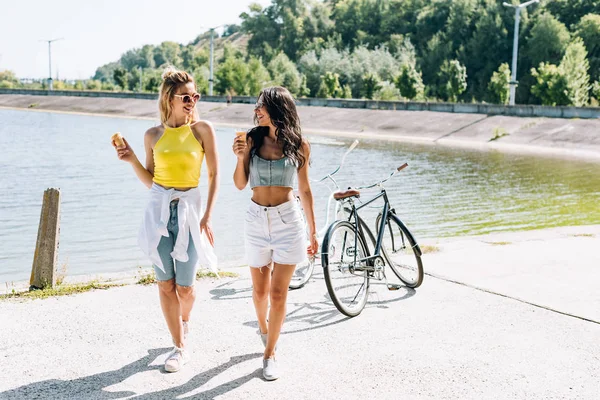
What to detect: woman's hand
<box><xmin>307</xmin><ymin>232</ymin><xmax>318</xmax><ymax>256</ymax></box>
<box><xmin>200</xmin><ymin>215</ymin><xmax>215</xmax><ymax>247</ymax></box>
<box><xmin>232</xmin><ymin>136</ymin><xmax>248</xmax><ymax>160</ymax></box>
<box><xmin>112</xmin><ymin>137</ymin><xmax>136</xmax><ymax>164</ymax></box>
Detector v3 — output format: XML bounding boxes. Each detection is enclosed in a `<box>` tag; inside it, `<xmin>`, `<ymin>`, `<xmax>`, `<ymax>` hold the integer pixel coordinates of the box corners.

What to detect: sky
<box><xmin>0</xmin><ymin>0</ymin><xmax>271</xmax><ymax>80</ymax></box>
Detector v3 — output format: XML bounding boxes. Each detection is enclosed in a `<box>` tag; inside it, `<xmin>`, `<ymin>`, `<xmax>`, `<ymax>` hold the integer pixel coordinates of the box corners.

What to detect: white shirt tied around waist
<box><xmin>138</xmin><ymin>183</ymin><xmax>218</xmax><ymax>274</ymax></box>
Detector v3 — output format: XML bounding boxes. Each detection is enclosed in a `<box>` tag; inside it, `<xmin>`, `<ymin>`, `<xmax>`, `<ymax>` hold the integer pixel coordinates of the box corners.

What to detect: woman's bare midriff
<box><xmin>251</xmin><ymin>186</ymin><xmax>295</xmax><ymax>207</ymax></box>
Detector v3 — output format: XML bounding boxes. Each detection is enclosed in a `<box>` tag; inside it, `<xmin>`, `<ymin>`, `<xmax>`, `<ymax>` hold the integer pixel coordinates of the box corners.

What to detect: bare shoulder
<box><xmin>301</xmin><ymin>138</ymin><xmax>311</xmax><ymax>155</ymax></box>
<box><xmin>191</xmin><ymin>120</ymin><xmax>215</xmax><ymax>136</ymax></box>
<box><xmin>144</xmin><ymin>125</ymin><xmax>163</xmax><ymax>140</ymax></box>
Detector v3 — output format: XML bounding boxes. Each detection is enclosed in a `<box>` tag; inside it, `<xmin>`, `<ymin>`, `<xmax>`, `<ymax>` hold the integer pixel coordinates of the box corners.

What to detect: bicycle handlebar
<box><xmin>355</xmin><ymin>163</ymin><xmax>408</xmax><ymax>190</ymax></box>
<box><xmin>312</xmin><ymin>139</ymin><xmax>359</xmax><ymax>183</ymax></box>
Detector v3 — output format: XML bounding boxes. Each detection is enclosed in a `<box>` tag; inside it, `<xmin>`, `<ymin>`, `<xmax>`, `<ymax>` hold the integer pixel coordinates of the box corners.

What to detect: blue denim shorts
<box><xmin>154</xmin><ymin>200</ymin><xmax>198</xmax><ymax>287</ymax></box>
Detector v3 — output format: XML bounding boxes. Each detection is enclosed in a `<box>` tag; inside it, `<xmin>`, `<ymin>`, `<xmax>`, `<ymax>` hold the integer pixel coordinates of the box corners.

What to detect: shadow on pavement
<box><xmin>1</xmin><ymin>348</ymin><xmax>263</xmax><ymax>400</ymax></box>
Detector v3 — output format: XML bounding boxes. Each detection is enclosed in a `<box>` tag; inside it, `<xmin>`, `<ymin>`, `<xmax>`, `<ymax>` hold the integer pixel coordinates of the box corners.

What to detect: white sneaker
<box><xmin>263</xmin><ymin>357</ymin><xmax>279</xmax><ymax>381</ymax></box>
<box><xmin>164</xmin><ymin>347</ymin><xmax>189</xmax><ymax>373</ymax></box>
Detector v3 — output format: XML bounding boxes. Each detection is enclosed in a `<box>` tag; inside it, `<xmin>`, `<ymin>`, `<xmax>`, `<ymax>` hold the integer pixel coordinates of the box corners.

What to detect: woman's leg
<box><xmin>175</xmin><ymin>233</ymin><xmax>199</xmax><ymax>326</ymax></box>
<box><xmin>250</xmin><ymin>265</ymin><xmax>272</xmax><ymax>335</ymax></box>
<box><xmin>158</xmin><ymin>279</ymin><xmax>184</xmax><ymax>348</ymax></box>
<box><xmin>265</xmin><ymin>263</ymin><xmax>295</xmax><ymax>359</ymax></box>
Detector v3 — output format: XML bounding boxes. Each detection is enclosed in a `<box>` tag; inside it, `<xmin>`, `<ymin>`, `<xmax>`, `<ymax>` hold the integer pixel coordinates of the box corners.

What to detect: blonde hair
<box><xmin>158</xmin><ymin>67</ymin><xmax>197</xmax><ymax>125</ymax></box>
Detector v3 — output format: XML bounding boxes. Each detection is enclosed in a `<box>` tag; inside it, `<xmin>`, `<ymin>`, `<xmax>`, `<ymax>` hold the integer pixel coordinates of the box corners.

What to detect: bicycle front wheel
<box><xmin>289</xmin><ymin>256</ymin><xmax>315</xmax><ymax>290</ymax></box>
<box><xmin>321</xmin><ymin>221</ymin><xmax>370</xmax><ymax>317</ymax></box>
<box><xmin>376</xmin><ymin>213</ymin><xmax>424</xmax><ymax>288</ymax></box>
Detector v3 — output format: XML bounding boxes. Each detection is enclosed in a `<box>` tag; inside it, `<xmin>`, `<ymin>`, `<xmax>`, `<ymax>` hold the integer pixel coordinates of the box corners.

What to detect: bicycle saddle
<box><xmin>333</xmin><ymin>189</ymin><xmax>360</xmax><ymax>200</ymax></box>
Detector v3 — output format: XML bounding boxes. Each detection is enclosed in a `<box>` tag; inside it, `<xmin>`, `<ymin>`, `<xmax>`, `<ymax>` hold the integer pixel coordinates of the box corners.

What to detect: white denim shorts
<box><xmin>244</xmin><ymin>199</ymin><xmax>307</xmax><ymax>267</ymax></box>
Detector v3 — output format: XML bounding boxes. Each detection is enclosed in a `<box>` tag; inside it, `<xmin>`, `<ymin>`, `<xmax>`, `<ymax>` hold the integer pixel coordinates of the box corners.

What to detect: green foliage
<box><xmin>560</xmin><ymin>37</ymin><xmax>590</xmax><ymax>106</ymax></box>
<box><xmin>488</xmin><ymin>63</ymin><xmax>511</xmax><ymax>105</ymax></box>
<box><xmin>524</xmin><ymin>12</ymin><xmax>570</xmax><ymax>69</ymax></box>
<box><xmin>215</xmin><ymin>54</ymin><xmax>249</xmax><ymax>95</ymax></box>
<box><xmin>542</xmin><ymin>0</ymin><xmax>600</xmax><ymax>29</ymax></box>
<box><xmin>395</xmin><ymin>63</ymin><xmax>424</xmax><ymax>100</ymax></box>
<box><xmin>531</xmin><ymin>62</ymin><xmax>569</xmax><ymax>106</ymax></box>
<box><xmin>375</xmin><ymin>81</ymin><xmax>401</xmax><ymax>101</ymax></box>
<box><xmin>438</xmin><ymin>60</ymin><xmax>467</xmax><ymax>102</ymax></box>
<box><xmin>360</xmin><ymin>72</ymin><xmax>382</xmax><ymax>99</ymax></box>
<box><xmin>299</xmin><ymin>75</ymin><xmax>311</xmax><ymax>97</ymax></box>
<box><xmin>268</xmin><ymin>52</ymin><xmax>302</xmax><ymax>95</ymax></box>
<box><xmin>247</xmin><ymin>57</ymin><xmax>271</xmax><ymax>96</ymax></box>
<box><xmin>86</xmin><ymin>80</ymin><xmax>102</xmax><ymax>91</ymax></box>
<box><xmin>574</xmin><ymin>14</ymin><xmax>600</xmax><ymax>81</ymax></box>
<box><xmin>341</xmin><ymin>84</ymin><xmax>352</xmax><ymax>99</ymax></box>
<box><xmin>0</xmin><ymin>70</ymin><xmax>19</xmax><ymax>88</ymax></box>
<box><xmin>317</xmin><ymin>71</ymin><xmax>343</xmax><ymax>98</ymax></box>
<box><xmin>592</xmin><ymin>81</ymin><xmax>600</xmax><ymax>100</ymax></box>
<box><xmin>93</xmin><ymin>62</ymin><xmax>119</xmax><ymax>83</ymax></box>
<box><xmin>113</xmin><ymin>67</ymin><xmax>129</xmax><ymax>91</ymax></box>
<box><xmin>8</xmin><ymin>0</ymin><xmax>597</xmax><ymax>104</ymax></box>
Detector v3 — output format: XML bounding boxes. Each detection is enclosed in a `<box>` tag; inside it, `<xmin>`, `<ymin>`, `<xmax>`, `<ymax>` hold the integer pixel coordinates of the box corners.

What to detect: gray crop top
<box><xmin>249</xmin><ymin>154</ymin><xmax>296</xmax><ymax>188</ymax></box>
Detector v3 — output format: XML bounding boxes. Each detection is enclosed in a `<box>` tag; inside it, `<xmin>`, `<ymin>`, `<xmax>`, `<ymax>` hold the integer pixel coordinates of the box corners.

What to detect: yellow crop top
<box><xmin>153</xmin><ymin>124</ymin><xmax>204</xmax><ymax>188</ymax></box>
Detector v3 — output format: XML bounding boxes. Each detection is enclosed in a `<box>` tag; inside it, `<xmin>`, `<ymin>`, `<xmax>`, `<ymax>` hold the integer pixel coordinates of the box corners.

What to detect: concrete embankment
<box><xmin>1</xmin><ymin>94</ymin><xmax>600</xmax><ymax>161</ymax></box>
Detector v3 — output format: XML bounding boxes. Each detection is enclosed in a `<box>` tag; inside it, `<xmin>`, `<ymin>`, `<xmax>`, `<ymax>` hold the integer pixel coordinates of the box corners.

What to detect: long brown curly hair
<box><xmin>247</xmin><ymin>86</ymin><xmax>307</xmax><ymax>168</ymax></box>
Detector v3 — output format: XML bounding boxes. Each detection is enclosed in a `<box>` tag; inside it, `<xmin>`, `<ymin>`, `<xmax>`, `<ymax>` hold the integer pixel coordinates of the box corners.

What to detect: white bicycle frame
<box><xmin>299</xmin><ymin>139</ymin><xmax>359</xmax><ymax>246</ymax></box>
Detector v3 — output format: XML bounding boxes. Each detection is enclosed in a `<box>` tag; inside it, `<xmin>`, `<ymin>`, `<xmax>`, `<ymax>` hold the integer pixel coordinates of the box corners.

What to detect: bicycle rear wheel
<box><xmin>321</xmin><ymin>220</ymin><xmax>370</xmax><ymax>317</ymax></box>
<box><xmin>376</xmin><ymin>213</ymin><xmax>424</xmax><ymax>288</ymax></box>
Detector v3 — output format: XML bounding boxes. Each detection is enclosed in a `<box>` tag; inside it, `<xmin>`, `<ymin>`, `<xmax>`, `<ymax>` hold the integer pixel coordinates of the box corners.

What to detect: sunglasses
<box><xmin>254</xmin><ymin>100</ymin><xmax>264</xmax><ymax>110</ymax></box>
<box><xmin>174</xmin><ymin>93</ymin><xmax>200</xmax><ymax>104</ymax></box>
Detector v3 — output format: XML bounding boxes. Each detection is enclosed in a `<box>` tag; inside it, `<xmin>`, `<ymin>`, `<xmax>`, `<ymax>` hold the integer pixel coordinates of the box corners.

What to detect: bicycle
<box><xmin>288</xmin><ymin>139</ymin><xmax>359</xmax><ymax>290</ymax></box>
<box><xmin>320</xmin><ymin>163</ymin><xmax>424</xmax><ymax>317</ymax></box>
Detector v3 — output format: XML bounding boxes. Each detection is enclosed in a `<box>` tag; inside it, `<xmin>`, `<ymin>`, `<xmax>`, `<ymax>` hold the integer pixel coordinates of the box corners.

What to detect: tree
<box><xmin>591</xmin><ymin>81</ymin><xmax>600</xmax><ymax>101</ymax></box>
<box><xmin>247</xmin><ymin>57</ymin><xmax>271</xmax><ymax>96</ymax></box>
<box><xmin>395</xmin><ymin>63</ymin><xmax>424</xmax><ymax>100</ymax></box>
<box><xmin>268</xmin><ymin>52</ymin><xmax>302</xmax><ymax>95</ymax></box>
<box><xmin>375</xmin><ymin>81</ymin><xmax>401</xmax><ymax>101</ymax></box>
<box><xmin>574</xmin><ymin>14</ymin><xmax>600</xmax><ymax>81</ymax></box>
<box><xmin>113</xmin><ymin>67</ymin><xmax>128</xmax><ymax>91</ymax></box>
<box><xmin>559</xmin><ymin>38</ymin><xmax>590</xmax><ymax>107</ymax></box>
<box><xmin>317</xmin><ymin>71</ymin><xmax>343</xmax><ymax>98</ymax></box>
<box><xmin>524</xmin><ymin>13</ymin><xmax>570</xmax><ymax>70</ymax></box>
<box><xmin>341</xmin><ymin>84</ymin><xmax>352</xmax><ymax>99</ymax></box>
<box><xmin>299</xmin><ymin>75</ymin><xmax>311</xmax><ymax>97</ymax></box>
<box><xmin>543</xmin><ymin>0</ymin><xmax>600</xmax><ymax>29</ymax></box>
<box><xmin>438</xmin><ymin>60</ymin><xmax>467</xmax><ymax>102</ymax></box>
<box><xmin>531</xmin><ymin>62</ymin><xmax>569</xmax><ymax>106</ymax></box>
<box><xmin>93</xmin><ymin>62</ymin><xmax>119</xmax><ymax>83</ymax></box>
<box><xmin>360</xmin><ymin>72</ymin><xmax>382</xmax><ymax>99</ymax></box>
<box><xmin>488</xmin><ymin>63</ymin><xmax>511</xmax><ymax>104</ymax></box>
<box><xmin>0</xmin><ymin>70</ymin><xmax>19</xmax><ymax>88</ymax></box>
<box><xmin>86</xmin><ymin>80</ymin><xmax>102</xmax><ymax>91</ymax></box>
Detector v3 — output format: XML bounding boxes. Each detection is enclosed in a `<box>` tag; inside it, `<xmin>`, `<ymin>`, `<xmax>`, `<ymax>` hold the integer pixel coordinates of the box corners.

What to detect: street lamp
<box><xmin>503</xmin><ymin>0</ymin><xmax>539</xmax><ymax>105</ymax></box>
<box><xmin>41</xmin><ymin>38</ymin><xmax>64</xmax><ymax>91</ymax></box>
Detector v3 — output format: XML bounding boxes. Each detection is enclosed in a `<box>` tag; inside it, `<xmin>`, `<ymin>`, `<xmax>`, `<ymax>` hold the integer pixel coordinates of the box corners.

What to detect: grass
<box><xmin>136</xmin><ymin>268</ymin><xmax>239</xmax><ymax>285</ymax></box>
<box><xmin>485</xmin><ymin>241</ymin><xmax>512</xmax><ymax>246</ymax></box>
<box><xmin>137</xmin><ymin>269</ymin><xmax>157</xmax><ymax>285</ymax></box>
<box><xmin>196</xmin><ymin>270</ymin><xmax>239</xmax><ymax>279</ymax></box>
<box><xmin>570</xmin><ymin>233</ymin><xmax>595</xmax><ymax>238</ymax></box>
<box><xmin>489</xmin><ymin>127</ymin><xmax>510</xmax><ymax>142</ymax></box>
<box><xmin>28</xmin><ymin>103</ymin><xmax>38</xmax><ymax>108</ymax></box>
<box><xmin>0</xmin><ymin>281</ymin><xmax>123</xmax><ymax>300</ymax></box>
<box><xmin>419</xmin><ymin>245</ymin><xmax>440</xmax><ymax>254</ymax></box>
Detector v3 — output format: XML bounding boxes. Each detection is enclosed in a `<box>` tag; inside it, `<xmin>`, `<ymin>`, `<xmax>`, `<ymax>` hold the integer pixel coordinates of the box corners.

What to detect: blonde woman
<box><xmin>232</xmin><ymin>86</ymin><xmax>318</xmax><ymax>380</ymax></box>
<box><xmin>113</xmin><ymin>67</ymin><xmax>219</xmax><ymax>373</ymax></box>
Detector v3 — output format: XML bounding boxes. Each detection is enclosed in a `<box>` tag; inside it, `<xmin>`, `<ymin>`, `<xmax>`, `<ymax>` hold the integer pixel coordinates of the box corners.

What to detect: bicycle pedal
<box><xmin>387</xmin><ymin>284</ymin><xmax>402</xmax><ymax>291</ymax></box>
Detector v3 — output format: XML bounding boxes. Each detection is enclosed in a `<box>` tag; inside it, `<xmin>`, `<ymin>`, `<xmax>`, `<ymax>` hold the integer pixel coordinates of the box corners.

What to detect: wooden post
<box><xmin>30</xmin><ymin>188</ymin><xmax>61</xmax><ymax>290</ymax></box>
